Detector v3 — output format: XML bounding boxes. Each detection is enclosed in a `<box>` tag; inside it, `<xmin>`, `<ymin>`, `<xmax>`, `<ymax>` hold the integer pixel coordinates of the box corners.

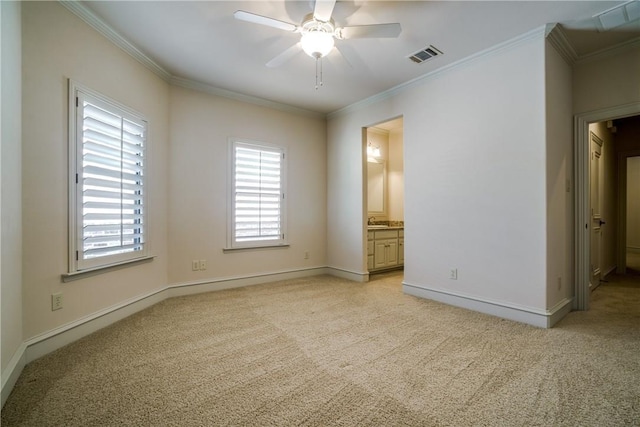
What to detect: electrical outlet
<box><xmin>199</xmin><ymin>260</ymin><xmax>207</xmax><ymax>271</ymax></box>
<box><xmin>304</xmin><ymin>251</ymin><xmax>309</xmax><ymax>259</ymax></box>
<box><xmin>52</xmin><ymin>293</ymin><xmax>63</xmax><ymax>311</ymax></box>
<box><xmin>192</xmin><ymin>260</ymin><xmax>199</xmax><ymax>271</ymax></box>
<box><xmin>450</xmin><ymin>268</ymin><xmax>458</xmax><ymax>280</ymax></box>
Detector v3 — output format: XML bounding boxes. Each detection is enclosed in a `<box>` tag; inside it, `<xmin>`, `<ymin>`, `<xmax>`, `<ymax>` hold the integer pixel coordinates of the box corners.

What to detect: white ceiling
<box><xmin>80</xmin><ymin>1</ymin><xmax>640</xmax><ymax>114</ymax></box>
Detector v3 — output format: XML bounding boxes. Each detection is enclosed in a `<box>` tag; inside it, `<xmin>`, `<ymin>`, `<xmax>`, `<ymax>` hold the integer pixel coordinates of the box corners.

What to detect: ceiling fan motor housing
<box><xmin>300</xmin><ymin>14</ymin><xmax>336</xmax><ymax>58</ymax></box>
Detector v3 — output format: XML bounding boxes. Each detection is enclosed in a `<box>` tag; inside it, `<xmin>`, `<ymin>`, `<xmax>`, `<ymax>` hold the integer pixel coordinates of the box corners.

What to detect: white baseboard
<box><xmin>402</xmin><ymin>282</ymin><xmax>573</xmax><ymax>328</ymax></box>
<box><xmin>2</xmin><ymin>266</ymin><xmax>335</xmax><ymax>408</ymax></box>
<box><xmin>167</xmin><ymin>267</ymin><xmax>330</xmax><ymax>297</ymax></box>
<box><xmin>1</xmin><ymin>343</ymin><xmax>27</xmax><ymax>407</ymax></box>
<box><xmin>325</xmin><ymin>267</ymin><xmax>369</xmax><ymax>282</ymax></box>
<box><xmin>24</xmin><ymin>289</ymin><xmax>168</xmax><ymax>364</ymax></box>
<box><xmin>547</xmin><ymin>297</ymin><xmax>573</xmax><ymax>327</ymax></box>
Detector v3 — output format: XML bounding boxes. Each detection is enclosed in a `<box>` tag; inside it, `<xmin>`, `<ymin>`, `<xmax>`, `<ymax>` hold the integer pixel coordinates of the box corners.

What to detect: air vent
<box><xmin>408</xmin><ymin>45</ymin><xmax>443</xmax><ymax>64</ymax></box>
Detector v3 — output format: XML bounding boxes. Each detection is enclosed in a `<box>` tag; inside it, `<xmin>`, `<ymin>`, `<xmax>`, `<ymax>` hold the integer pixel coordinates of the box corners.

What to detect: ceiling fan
<box><xmin>234</xmin><ymin>0</ymin><xmax>402</xmax><ymax>88</ymax></box>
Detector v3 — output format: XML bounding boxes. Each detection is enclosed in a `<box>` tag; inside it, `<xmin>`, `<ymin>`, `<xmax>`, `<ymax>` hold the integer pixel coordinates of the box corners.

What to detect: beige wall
<box><xmin>329</xmin><ymin>32</ymin><xmax>549</xmax><ymax>314</ymax></box>
<box><xmin>16</xmin><ymin>0</ymin><xmax>327</xmax><ymax>350</ymax></box>
<box><xmin>545</xmin><ymin>39</ymin><xmax>573</xmax><ymax>308</ymax></box>
<box><xmin>167</xmin><ymin>85</ymin><xmax>327</xmax><ymax>284</ymax></box>
<box><xmin>573</xmin><ymin>46</ymin><xmax>640</xmax><ymax>114</ymax></box>
<box><xmin>1</xmin><ymin>0</ymin><xmax>23</xmax><ymax>375</ymax></box>
<box><xmin>21</xmin><ymin>1</ymin><xmax>170</xmax><ymax>339</ymax></box>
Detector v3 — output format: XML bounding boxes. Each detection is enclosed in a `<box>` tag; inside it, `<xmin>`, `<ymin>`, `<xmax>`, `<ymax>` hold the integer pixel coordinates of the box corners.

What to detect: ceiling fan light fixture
<box><xmin>301</xmin><ymin>30</ymin><xmax>335</xmax><ymax>58</ymax></box>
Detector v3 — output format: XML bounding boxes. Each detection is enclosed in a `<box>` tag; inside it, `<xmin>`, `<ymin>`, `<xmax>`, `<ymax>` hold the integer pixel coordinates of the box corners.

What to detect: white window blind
<box><xmin>71</xmin><ymin>86</ymin><xmax>148</xmax><ymax>271</ymax></box>
<box><xmin>231</xmin><ymin>141</ymin><xmax>286</xmax><ymax>247</ymax></box>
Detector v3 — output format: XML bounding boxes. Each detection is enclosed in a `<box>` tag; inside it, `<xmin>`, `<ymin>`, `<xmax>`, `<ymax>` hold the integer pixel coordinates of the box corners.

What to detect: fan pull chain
<box><xmin>315</xmin><ymin>57</ymin><xmax>324</xmax><ymax>90</ymax></box>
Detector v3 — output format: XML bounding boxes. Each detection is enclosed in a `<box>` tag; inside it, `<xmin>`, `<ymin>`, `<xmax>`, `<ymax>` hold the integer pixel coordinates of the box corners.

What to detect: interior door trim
<box><xmin>574</xmin><ymin>102</ymin><xmax>640</xmax><ymax>311</ymax></box>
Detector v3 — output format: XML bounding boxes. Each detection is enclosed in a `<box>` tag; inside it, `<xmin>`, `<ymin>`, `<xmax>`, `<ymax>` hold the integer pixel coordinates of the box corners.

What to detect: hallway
<box><xmin>594</xmin><ymin>259</ymin><xmax>640</xmax><ymax>317</ymax></box>
<box><xmin>626</xmin><ymin>251</ymin><xmax>640</xmax><ymax>276</ymax></box>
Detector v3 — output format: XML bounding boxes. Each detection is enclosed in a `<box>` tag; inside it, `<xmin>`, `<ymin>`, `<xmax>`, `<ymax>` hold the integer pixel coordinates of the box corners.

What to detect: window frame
<box><xmin>227</xmin><ymin>138</ymin><xmax>288</xmax><ymax>250</ymax></box>
<box><xmin>68</xmin><ymin>80</ymin><xmax>150</xmax><ymax>273</ymax></box>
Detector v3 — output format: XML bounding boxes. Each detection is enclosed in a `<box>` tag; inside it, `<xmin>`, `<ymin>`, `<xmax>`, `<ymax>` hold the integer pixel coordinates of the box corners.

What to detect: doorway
<box><xmin>575</xmin><ymin>105</ymin><xmax>640</xmax><ymax>310</ymax></box>
<box><xmin>364</xmin><ymin>116</ymin><xmax>404</xmax><ymax>277</ymax></box>
<box><xmin>625</xmin><ymin>155</ymin><xmax>640</xmax><ymax>274</ymax></box>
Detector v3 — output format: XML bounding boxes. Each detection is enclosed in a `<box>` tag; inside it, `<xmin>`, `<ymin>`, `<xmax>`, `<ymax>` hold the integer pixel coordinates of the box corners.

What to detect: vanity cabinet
<box><xmin>368</xmin><ymin>228</ymin><xmax>404</xmax><ymax>272</ymax></box>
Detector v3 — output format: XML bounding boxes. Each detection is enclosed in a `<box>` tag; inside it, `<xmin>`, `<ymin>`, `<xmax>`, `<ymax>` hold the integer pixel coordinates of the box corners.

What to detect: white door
<box><xmin>590</xmin><ymin>132</ymin><xmax>604</xmax><ymax>289</ymax></box>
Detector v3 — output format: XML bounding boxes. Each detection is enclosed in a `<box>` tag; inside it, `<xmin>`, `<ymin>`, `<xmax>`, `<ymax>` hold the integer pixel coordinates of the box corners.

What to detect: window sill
<box><xmin>223</xmin><ymin>244</ymin><xmax>290</xmax><ymax>253</ymax></box>
<box><xmin>61</xmin><ymin>255</ymin><xmax>155</xmax><ymax>283</ymax></box>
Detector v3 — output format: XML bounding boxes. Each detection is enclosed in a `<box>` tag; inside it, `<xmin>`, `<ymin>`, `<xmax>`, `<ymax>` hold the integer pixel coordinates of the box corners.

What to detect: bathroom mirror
<box><xmin>367</xmin><ymin>160</ymin><xmax>386</xmax><ymax>215</ymax></box>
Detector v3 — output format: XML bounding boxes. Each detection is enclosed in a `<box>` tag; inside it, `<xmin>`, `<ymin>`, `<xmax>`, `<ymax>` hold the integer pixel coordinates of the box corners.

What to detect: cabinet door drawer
<box><xmin>375</xmin><ymin>230</ymin><xmax>398</xmax><ymax>239</ymax></box>
<box><xmin>374</xmin><ymin>240</ymin><xmax>388</xmax><ymax>269</ymax></box>
<box><xmin>386</xmin><ymin>239</ymin><xmax>398</xmax><ymax>266</ymax></box>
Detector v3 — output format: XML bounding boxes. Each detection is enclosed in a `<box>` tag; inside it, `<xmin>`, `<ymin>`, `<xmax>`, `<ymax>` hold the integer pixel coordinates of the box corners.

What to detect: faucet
<box><xmin>368</xmin><ymin>216</ymin><xmax>375</xmax><ymax>225</ymax></box>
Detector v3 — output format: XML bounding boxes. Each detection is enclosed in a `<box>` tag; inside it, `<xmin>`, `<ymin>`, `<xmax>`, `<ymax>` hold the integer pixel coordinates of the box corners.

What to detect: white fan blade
<box><xmin>338</xmin><ymin>23</ymin><xmax>402</xmax><ymax>39</ymax></box>
<box><xmin>234</xmin><ymin>10</ymin><xmax>298</xmax><ymax>32</ymax></box>
<box><xmin>266</xmin><ymin>42</ymin><xmax>303</xmax><ymax>68</ymax></box>
<box><xmin>313</xmin><ymin>0</ymin><xmax>336</xmax><ymax>23</ymax></box>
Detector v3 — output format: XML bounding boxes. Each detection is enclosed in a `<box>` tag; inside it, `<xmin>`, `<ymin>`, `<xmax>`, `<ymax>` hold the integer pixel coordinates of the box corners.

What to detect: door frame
<box><xmin>589</xmin><ymin>131</ymin><xmax>603</xmax><ymax>290</ymax></box>
<box><xmin>574</xmin><ymin>102</ymin><xmax>640</xmax><ymax>310</ymax></box>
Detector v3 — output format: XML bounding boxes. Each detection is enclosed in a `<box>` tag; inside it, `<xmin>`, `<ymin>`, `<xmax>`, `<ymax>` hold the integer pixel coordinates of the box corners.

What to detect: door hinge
<box><xmin>76</xmin><ymin>97</ymin><xmax>79</xmax><ymax>107</ymax></box>
<box><xmin>75</xmin><ymin>173</ymin><xmax>79</xmax><ymax>184</ymax></box>
<box><xmin>75</xmin><ymin>251</ymin><xmax>79</xmax><ymax>261</ymax></box>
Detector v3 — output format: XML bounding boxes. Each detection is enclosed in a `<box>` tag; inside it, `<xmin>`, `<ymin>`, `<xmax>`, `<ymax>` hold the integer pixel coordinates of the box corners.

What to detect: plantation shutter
<box><xmin>233</xmin><ymin>143</ymin><xmax>283</xmax><ymax>245</ymax></box>
<box><xmin>76</xmin><ymin>92</ymin><xmax>146</xmax><ymax>266</ymax></box>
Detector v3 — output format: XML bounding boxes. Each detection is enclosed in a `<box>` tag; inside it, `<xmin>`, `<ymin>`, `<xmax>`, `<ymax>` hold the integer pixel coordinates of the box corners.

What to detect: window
<box><xmin>229</xmin><ymin>139</ymin><xmax>286</xmax><ymax>249</ymax></box>
<box><xmin>69</xmin><ymin>82</ymin><xmax>148</xmax><ymax>272</ymax></box>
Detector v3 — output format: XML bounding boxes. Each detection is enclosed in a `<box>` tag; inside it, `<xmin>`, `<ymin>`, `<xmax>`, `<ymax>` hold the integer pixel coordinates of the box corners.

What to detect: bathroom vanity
<box><xmin>367</xmin><ymin>226</ymin><xmax>404</xmax><ymax>272</ymax></box>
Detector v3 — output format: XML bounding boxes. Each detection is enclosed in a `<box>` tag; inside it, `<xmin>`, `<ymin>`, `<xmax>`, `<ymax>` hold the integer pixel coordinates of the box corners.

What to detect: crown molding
<box><xmin>58</xmin><ymin>1</ymin><xmax>325</xmax><ymax>120</ymax></box>
<box><xmin>328</xmin><ymin>25</ymin><xmax>547</xmax><ymax>120</ymax></box>
<box><xmin>56</xmin><ymin>1</ymin><xmax>638</xmax><ymax>122</ymax></box>
<box><xmin>59</xmin><ymin>1</ymin><xmax>172</xmax><ymax>81</ymax></box>
<box><xmin>545</xmin><ymin>23</ymin><xmax>578</xmax><ymax>65</ymax></box>
<box><xmin>574</xmin><ymin>36</ymin><xmax>640</xmax><ymax>65</ymax></box>
<box><xmin>545</xmin><ymin>22</ymin><xmax>640</xmax><ymax>67</ymax></box>
<box><xmin>328</xmin><ymin>20</ymin><xmax>640</xmax><ymax>119</ymax></box>
<box><xmin>170</xmin><ymin>77</ymin><xmax>325</xmax><ymax>119</ymax></box>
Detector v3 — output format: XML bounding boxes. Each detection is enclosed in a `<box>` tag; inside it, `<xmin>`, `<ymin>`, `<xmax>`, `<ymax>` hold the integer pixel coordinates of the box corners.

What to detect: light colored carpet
<box><xmin>2</xmin><ymin>271</ymin><xmax>639</xmax><ymax>426</ymax></box>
